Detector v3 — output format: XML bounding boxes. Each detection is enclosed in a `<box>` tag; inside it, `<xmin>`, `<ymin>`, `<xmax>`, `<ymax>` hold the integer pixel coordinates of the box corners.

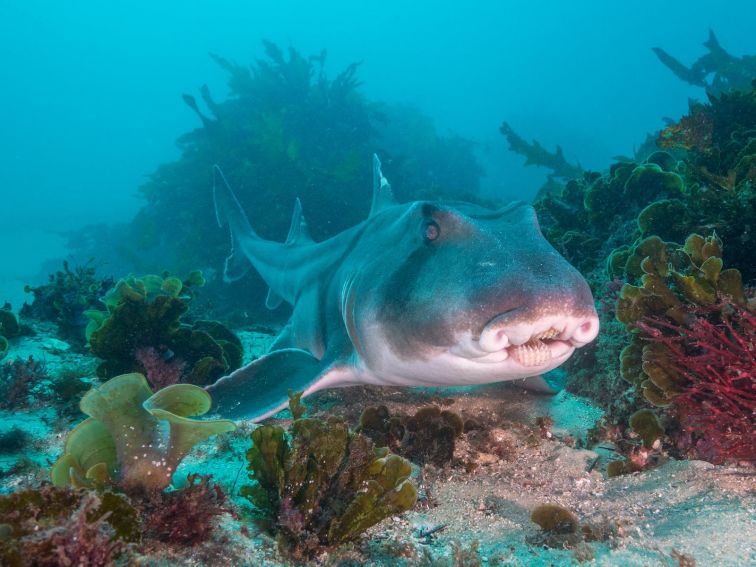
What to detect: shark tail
<box><xmin>212</xmin><ymin>165</ymin><xmax>257</xmax><ymax>283</ymax></box>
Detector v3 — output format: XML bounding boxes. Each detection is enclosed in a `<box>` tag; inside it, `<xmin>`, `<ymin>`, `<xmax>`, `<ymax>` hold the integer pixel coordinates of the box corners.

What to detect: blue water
<box><xmin>1</xmin><ymin>0</ymin><xmax>753</xmax><ymax>304</ymax></box>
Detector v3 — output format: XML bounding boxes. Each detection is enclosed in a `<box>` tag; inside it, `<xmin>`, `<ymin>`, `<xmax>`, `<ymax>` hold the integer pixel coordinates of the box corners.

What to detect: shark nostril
<box><xmin>479</xmin><ymin>325</ymin><xmax>510</xmax><ymax>352</ymax></box>
<box><xmin>571</xmin><ymin>316</ymin><xmax>599</xmax><ymax>345</ymax></box>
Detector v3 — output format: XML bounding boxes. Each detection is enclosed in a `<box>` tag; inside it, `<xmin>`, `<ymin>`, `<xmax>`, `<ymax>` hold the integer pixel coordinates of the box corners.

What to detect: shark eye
<box><xmin>424</xmin><ymin>221</ymin><xmax>440</xmax><ymax>242</ymax></box>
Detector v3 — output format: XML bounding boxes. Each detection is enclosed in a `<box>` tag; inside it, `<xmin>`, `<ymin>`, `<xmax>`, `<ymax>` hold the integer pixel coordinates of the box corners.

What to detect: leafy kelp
<box><xmin>652</xmin><ymin>30</ymin><xmax>756</xmax><ymax>95</ymax></box>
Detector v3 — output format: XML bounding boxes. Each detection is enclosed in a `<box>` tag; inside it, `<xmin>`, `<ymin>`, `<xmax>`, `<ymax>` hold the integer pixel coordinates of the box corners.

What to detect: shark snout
<box><xmin>478</xmin><ymin>310</ymin><xmax>599</xmax><ymax>363</ymax></box>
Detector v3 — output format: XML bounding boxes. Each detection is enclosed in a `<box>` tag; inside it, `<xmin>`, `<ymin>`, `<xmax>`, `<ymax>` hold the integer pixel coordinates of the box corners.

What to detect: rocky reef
<box><xmin>510</xmin><ymin>71</ymin><xmax>755</xmax><ymax>468</ymax></box>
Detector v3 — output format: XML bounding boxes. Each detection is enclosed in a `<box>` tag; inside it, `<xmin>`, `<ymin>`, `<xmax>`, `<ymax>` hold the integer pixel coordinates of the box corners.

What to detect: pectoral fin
<box><xmin>265</xmin><ymin>288</ymin><xmax>284</xmax><ymax>310</ymax></box>
<box><xmin>223</xmin><ymin>246</ymin><xmax>251</xmax><ymax>283</ymax></box>
<box><xmin>205</xmin><ymin>348</ymin><xmax>351</xmax><ymax>421</ymax></box>
<box><xmin>515</xmin><ymin>374</ymin><xmax>563</xmax><ymax>394</ymax></box>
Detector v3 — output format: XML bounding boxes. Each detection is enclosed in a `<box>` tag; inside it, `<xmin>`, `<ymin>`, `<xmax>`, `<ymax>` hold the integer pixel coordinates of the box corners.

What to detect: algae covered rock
<box><xmin>51</xmin><ymin>372</ymin><xmax>235</xmax><ymax>491</ymax></box>
<box><xmin>402</xmin><ymin>405</ymin><xmax>464</xmax><ymax>466</ymax></box>
<box><xmin>629</xmin><ymin>409</ymin><xmax>664</xmax><ymax>448</ymax></box>
<box><xmin>615</xmin><ymin>232</ymin><xmax>751</xmax><ymax>408</ymax></box>
<box><xmin>0</xmin><ymin>307</ymin><xmax>20</xmax><ymax>360</ymax></box>
<box><xmin>0</xmin><ymin>487</ymin><xmax>137</xmax><ymax>566</ymax></box>
<box><xmin>85</xmin><ymin>272</ymin><xmax>242</xmax><ymax>387</ymax></box>
<box><xmin>241</xmin><ymin>400</ymin><xmax>416</xmax><ymax>556</ymax></box>
<box><xmin>20</xmin><ymin>261</ymin><xmax>113</xmax><ymax>349</ymax></box>
<box><xmin>358</xmin><ymin>404</ymin><xmax>464</xmax><ymax>467</ymax></box>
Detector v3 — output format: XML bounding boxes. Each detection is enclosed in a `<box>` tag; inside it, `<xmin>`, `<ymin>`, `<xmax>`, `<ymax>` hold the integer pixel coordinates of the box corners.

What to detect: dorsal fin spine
<box><xmin>369</xmin><ymin>154</ymin><xmax>397</xmax><ymax>217</ymax></box>
<box><xmin>285</xmin><ymin>198</ymin><xmax>313</xmax><ymax>246</ymax></box>
<box><xmin>212</xmin><ymin>165</ymin><xmax>258</xmax><ymax>239</ymax></box>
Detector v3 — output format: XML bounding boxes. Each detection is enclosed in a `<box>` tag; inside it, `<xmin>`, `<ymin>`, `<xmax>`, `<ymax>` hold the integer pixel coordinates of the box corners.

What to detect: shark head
<box><xmin>342</xmin><ymin>199</ymin><xmax>599</xmax><ymax>386</ymax></box>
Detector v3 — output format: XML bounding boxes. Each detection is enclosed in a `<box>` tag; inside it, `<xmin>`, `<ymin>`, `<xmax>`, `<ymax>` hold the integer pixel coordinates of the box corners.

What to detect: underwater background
<box><xmin>0</xmin><ymin>1</ymin><xmax>754</xmax><ymax>566</ymax></box>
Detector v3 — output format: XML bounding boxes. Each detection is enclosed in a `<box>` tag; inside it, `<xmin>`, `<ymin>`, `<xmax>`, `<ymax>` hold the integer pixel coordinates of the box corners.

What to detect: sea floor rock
<box><xmin>175</xmin><ymin>370</ymin><xmax>754</xmax><ymax>566</ymax></box>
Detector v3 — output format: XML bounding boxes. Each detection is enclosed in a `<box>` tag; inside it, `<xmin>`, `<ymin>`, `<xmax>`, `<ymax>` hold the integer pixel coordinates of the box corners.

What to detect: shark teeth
<box><xmin>531</xmin><ymin>328</ymin><xmax>561</xmax><ymax>340</ymax></box>
<box><xmin>509</xmin><ymin>339</ymin><xmax>552</xmax><ymax>366</ymax></box>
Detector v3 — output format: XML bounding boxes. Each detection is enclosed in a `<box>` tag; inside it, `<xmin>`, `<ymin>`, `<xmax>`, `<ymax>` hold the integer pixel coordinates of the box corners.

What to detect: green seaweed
<box><xmin>530</xmin><ymin>503</ymin><xmax>578</xmax><ymax>534</ymax></box>
<box><xmin>241</xmin><ymin>400</ymin><xmax>416</xmax><ymax>557</ymax></box>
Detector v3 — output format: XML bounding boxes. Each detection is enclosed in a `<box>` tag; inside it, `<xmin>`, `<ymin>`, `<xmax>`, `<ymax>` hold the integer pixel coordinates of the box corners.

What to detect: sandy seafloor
<box><xmin>1</xmin><ymin>327</ymin><xmax>754</xmax><ymax>566</ymax></box>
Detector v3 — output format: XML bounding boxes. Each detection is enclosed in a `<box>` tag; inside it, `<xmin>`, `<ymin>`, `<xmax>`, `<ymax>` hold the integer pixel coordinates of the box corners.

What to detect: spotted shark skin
<box><xmin>206</xmin><ymin>156</ymin><xmax>599</xmax><ymax>421</ymax></box>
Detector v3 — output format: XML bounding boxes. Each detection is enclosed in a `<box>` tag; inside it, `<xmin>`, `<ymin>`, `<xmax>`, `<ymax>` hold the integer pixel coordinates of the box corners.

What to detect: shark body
<box><xmin>206</xmin><ymin>156</ymin><xmax>599</xmax><ymax>421</ymax></box>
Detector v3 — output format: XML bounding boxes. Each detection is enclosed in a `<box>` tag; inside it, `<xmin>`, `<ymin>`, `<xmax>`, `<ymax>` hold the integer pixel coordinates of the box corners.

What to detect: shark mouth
<box><xmin>469</xmin><ymin>313</ymin><xmax>600</xmax><ymax>367</ymax></box>
<box><xmin>507</xmin><ymin>328</ymin><xmax>562</xmax><ymax>367</ymax></box>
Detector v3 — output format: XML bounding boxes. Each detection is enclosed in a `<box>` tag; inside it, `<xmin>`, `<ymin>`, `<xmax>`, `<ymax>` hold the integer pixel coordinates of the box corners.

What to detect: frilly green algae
<box><xmin>241</xmin><ymin>399</ymin><xmax>416</xmax><ymax>557</ymax></box>
<box><xmin>629</xmin><ymin>410</ymin><xmax>664</xmax><ymax>448</ymax></box>
<box><xmin>615</xmin><ymin>233</ymin><xmax>744</xmax><ymax>327</ymax></box>
<box><xmin>85</xmin><ymin>272</ymin><xmax>242</xmax><ymax>386</ymax></box>
<box><xmin>530</xmin><ymin>503</ymin><xmax>579</xmax><ymax>534</ymax></box>
<box><xmin>51</xmin><ymin>372</ymin><xmax>235</xmax><ymax>491</ymax></box>
<box><xmin>623</xmin><ymin>163</ymin><xmax>684</xmax><ymax>204</ymax></box>
<box><xmin>636</xmin><ymin>198</ymin><xmax>689</xmax><ymax>241</ymax></box>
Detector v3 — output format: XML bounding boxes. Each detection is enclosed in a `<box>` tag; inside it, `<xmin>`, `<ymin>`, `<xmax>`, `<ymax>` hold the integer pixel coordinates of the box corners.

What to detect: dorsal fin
<box><xmin>265</xmin><ymin>198</ymin><xmax>311</xmax><ymax>309</ymax></box>
<box><xmin>369</xmin><ymin>154</ymin><xmax>397</xmax><ymax>217</ymax></box>
<box><xmin>213</xmin><ymin>165</ymin><xmax>257</xmax><ymax>238</ymax></box>
<box><xmin>213</xmin><ymin>165</ymin><xmax>256</xmax><ymax>283</ymax></box>
<box><xmin>285</xmin><ymin>198</ymin><xmax>313</xmax><ymax>246</ymax></box>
